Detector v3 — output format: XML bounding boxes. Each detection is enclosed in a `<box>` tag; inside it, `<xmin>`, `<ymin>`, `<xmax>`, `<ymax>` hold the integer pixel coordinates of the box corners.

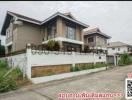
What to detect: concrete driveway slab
<box><xmin>0</xmin><ymin>90</ymin><xmax>49</xmax><ymax>100</ymax></box>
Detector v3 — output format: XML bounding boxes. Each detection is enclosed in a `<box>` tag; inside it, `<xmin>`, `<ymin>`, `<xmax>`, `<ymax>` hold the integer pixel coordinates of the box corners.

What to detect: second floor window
<box><xmin>47</xmin><ymin>25</ymin><xmax>56</xmax><ymax>39</ymax></box>
<box><xmin>66</xmin><ymin>26</ymin><xmax>76</xmax><ymax>40</ymax></box>
<box><xmin>112</xmin><ymin>48</ymin><xmax>115</xmax><ymax>50</ymax></box>
<box><xmin>88</xmin><ymin>37</ymin><xmax>94</xmax><ymax>43</ymax></box>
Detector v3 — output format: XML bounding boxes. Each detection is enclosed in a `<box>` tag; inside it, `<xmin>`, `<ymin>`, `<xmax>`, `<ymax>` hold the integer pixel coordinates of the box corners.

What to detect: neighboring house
<box><xmin>107</xmin><ymin>41</ymin><xmax>132</xmax><ymax>55</ymax></box>
<box><xmin>1</xmin><ymin>11</ymin><xmax>89</xmax><ymax>54</ymax></box>
<box><xmin>84</xmin><ymin>27</ymin><xmax>111</xmax><ymax>50</ymax></box>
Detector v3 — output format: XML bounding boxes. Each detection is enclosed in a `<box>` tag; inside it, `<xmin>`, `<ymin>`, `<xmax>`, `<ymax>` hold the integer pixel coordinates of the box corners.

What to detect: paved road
<box><xmin>0</xmin><ymin>65</ymin><xmax>132</xmax><ymax>100</ymax></box>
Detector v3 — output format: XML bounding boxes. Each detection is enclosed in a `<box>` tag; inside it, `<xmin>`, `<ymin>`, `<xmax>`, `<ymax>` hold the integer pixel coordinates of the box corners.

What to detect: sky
<box><xmin>0</xmin><ymin>1</ymin><xmax>132</xmax><ymax>45</ymax></box>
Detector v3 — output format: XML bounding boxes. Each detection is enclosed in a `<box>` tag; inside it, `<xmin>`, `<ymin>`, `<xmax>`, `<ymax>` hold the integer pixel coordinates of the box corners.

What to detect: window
<box><xmin>88</xmin><ymin>37</ymin><xmax>94</xmax><ymax>43</ymax></box>
<box><xmin>47</xmin><ymin>25</ymin><xmax>56</xmax><ymax>39</ymax></box>
<box><xmin>112</xmin><ymin>48</ymin><xmax>115</xmax><ymax>50</ymax></box>
<box><xmin>66</xmin><ymin>26</ymin><xmax>76</xmax><ymax>40</ymax></box>
<box><xmin>118</xmin><ymin>48</ymin><xmax>120</xmax><ymax>51</ymax></box>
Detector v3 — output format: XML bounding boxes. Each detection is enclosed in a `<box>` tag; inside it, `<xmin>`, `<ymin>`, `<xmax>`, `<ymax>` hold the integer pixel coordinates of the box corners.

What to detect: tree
<box><xmin>118</xmin><ymin>53</ymin><xmax>132</xmax><ymax>66</ymax></box>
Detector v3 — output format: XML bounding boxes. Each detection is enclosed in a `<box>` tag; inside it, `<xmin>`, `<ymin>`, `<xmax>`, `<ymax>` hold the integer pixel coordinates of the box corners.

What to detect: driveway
<box><xmin>0</xmin><ymin>65</ymin><xmax>132</xmax><ymax>100</ymax></box>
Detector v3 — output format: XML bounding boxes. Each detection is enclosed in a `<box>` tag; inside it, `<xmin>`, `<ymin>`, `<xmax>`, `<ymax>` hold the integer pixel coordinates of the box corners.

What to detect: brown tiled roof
<box><xmin>85</xmin><ymin>27</ymin><xmax>102</xmax><ymax>33</ymax></box>
<box><xmin>84</xmin><ymin>27</ymin><xmax>111</xmax><ymax>39</ymax></box>
<box><xmin>107</xmin><ymin>41</ymin><xmax>131</xmax><ymax>47</ymax></box>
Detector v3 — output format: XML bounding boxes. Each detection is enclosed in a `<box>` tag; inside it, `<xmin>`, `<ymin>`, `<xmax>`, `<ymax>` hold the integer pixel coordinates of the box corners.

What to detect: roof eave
<box><xmin>18</xmin><ymin>17</ymin><xmax>41</xmax><ymax>25</ymax></box>
<box><xmin>1</xmin><ymin>12</ymin><xmax>13</xmax><ymax>36</ymax></box>
<box><xmin>8</xmin><ymin>11</ymin><xmax>41</xmax><ymax>25</ymax></box>
<box><xmin>41</xmin><ymin>12</ymin><xmax>89</xmax><ymax>28</ymax></box>
<box><xmin>84</xmin><ymin>32</ymin><xmax>111</xmax><ymax>39</ymax></box>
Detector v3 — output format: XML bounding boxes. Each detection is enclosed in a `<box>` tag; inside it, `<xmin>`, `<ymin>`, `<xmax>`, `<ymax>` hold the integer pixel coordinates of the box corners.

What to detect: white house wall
<box><xmin>107</xmin><ymin>46</ymin><xmax>128</xmax><ymax>55</ymax></box>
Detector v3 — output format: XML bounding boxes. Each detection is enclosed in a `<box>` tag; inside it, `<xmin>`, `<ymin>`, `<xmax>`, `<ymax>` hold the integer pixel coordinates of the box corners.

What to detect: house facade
<box><xmin>1</xmin><ymin>11</ymin><xmax>88</xmax><ymax>54</ymax></box>
<box><xmin>107</xmin><ymin>41</ymin><xmax>132</xmax><ymax>55</ymax></box>
<box><xmin>84</xmin><ymin>28</ymin><xmax>111</xmax><ymax>51</ymax></box>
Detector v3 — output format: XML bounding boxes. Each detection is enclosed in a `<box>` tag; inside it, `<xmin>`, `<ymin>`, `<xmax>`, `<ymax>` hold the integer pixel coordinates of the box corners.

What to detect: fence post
<box><xmin>114</xmin><ymin>54</ymin><xmax>117</xmax><ymax>66</ymax></box>
<box><xmin>26</xmin><ymin>43</ymin><xmax>32</xmax><ymax>79</ymax></box>
<box><xmin>93</xmin><ymin>53</ymin><xmax>96</xmax><ymax>65</ymax></box>
<box><xmin>72</xmin><ymin>51</ymin><xmax>75</xmax><ymax>67</ymax></box>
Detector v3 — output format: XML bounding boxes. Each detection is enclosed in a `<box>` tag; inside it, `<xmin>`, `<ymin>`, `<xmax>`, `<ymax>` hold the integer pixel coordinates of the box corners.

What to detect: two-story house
<box><xmin>1</xmin><ymin>11</ymin><xmax>89</xmax><ymax>54</ymax></box>
<box><xmin>107</xmin><ymin>41</ymin><xmax>132</xmax><ymax>55</ymax></box>
<box><xmin>84</xmin><ymin>27</ymin><xmax>111</xmax><ymax>51</ymax></box>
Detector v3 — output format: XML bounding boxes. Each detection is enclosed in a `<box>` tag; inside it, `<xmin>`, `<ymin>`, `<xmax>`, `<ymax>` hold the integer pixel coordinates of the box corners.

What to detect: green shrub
<box><xmin>70</xmin><ymin>63</ymin><xmax>106</xmax><ymax>72</ymax></box>
<box><xmin>71</xmin><ymin>66</ymin><xmax>80</xmax><ymax>72</ymax></box>
<box><xmin>0</xmin><ymin>67</ymin><xmax>23</xmax><ymax>93</ymax></box>
<box><xmin>0</xmin><ymin>45</ymin><xmax>5</xmax><ymax>56</ymax></box>
<box><xmin>47</xmin><ymin>40</ymin><xmax>60</xmax><ymax>51</ymax></box>
<box><xmin>0</xmin><ymin>77</ymin><xmax>17</xmax><ymax>93</ymax></box>
<box><xmin>118</xmin><ymin>53</ymin><xmax>132</xmax><ymax>66</ymax></box>
<box><xmin>9</xmin><ymin>67</ymin><xmax>23</xmax><ymax>78</ymax></box>
<box><xmin>54</xmin><ymin>41</ymin><xmax>60</xmax><ymax>51</ymax></box>
<box><xmin>47</xmin><ymin>40</ymin><xmax>55</xmax><ymax>51</ymax></box>
<box><xmin>0</xmin><ymin>60</ymin><xmax>8</xmax><ymax>68</ymax></box>
<box><xmin>74</xmin><ymin>66</ymin><xmax>80</xmax><ymax>71</ymax></box>
<box><xmin>94</xmin><ymin>63</ymin><xmax>107</xmax><ymax>68</ymax></box>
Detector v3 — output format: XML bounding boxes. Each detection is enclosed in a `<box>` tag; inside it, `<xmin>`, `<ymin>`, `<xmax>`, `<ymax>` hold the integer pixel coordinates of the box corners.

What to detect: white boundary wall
<box><xmin>0</xmin><ymin>53</ymin><xmax>27</xmax><ymax>75</ymax></box>
<box><xmin>27</xmin><ymin>50</ymin><xmax>106</xmax><ymax>67</ymax></box>
<box><xmin>0</xmin><ymin>48</ymin><xmax>107</xmax><ymax>83</ymax></box>
<box><xmin>26</xmin><ymin>49</ymin><xmax>107</xmax><ymax>81</ymax></box>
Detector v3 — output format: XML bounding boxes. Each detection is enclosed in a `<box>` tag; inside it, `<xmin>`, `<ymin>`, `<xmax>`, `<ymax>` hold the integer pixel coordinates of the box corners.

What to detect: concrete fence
<box><xmin>0</xmin><ymin>53</ymin><xmax>27</xmax><ymax>75</ymax></box>
<box><xmin>26</xmin><ymin>48</ymin><xmax>106</xmax><ymax>79</ymax></box>
<box><xmin>0</xmin><ymin>48</ymin><xmax>107</xmax><ymax>83</ymax></box>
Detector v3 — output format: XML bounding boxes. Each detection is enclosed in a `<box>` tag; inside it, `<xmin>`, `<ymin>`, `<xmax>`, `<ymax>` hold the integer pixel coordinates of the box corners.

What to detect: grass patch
<box><xmin>0</xmin><ymin>60</ymin><xmax>31</xmax><ymax>93</ymax></box>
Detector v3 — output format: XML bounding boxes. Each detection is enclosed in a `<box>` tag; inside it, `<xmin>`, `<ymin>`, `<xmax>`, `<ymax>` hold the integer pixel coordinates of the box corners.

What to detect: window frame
<box><xmin>88</xmin><ymin>37</ymin><xmax>94</xmax><ymax>43</ymax></box>
<box><xmin>66</xmin><ymin>25</ymin><xmax>76</xmax><ymax>40</ymax></box>
<box><xmin>112</xmin><ymin>48</ymin><xmax>115</xmax><ymax>50</ymax></box>
<box><xmin>47</xmin><ymin>24</ymin><xmax>56</xmax><ymax>39</ymax></box>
